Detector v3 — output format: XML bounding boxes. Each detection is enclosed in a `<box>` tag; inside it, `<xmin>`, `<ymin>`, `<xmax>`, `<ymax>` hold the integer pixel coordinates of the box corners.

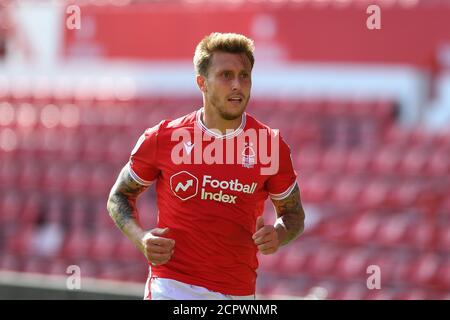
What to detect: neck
<box><xmin>202</xmin><ymin>105</ymin><xmax>243</xmax><ymax>135</ymax></box>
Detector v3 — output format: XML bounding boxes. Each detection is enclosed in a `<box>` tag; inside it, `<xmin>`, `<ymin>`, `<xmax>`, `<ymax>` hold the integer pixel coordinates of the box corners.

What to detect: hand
<box><xmin>252</xmin><ymin>216</ymin><xmax>280</xmax><ymax>255</ymax></box>
<box><xmin>141</xmin><ymin>227</ymin><xmax>175</xmax><ymax>266</ymax></box>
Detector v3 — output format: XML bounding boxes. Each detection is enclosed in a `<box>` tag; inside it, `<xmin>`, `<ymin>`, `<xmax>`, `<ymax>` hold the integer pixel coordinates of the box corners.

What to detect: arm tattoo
<box><xmin>107</xmin><ymin>165</ymin><xmax>148</xmax><ymax>231</ymax></box>
<box><xmin>272</xmin><ymin>184</ymin><xmax>305</xmax><ymax>245</ymax></box>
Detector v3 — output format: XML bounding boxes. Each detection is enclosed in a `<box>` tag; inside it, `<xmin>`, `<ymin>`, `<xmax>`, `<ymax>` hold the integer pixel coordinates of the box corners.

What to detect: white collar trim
<box><xmin>196</xmin><ymin>107</ymin><xmax>246</xmax><ymax>140</ymax></box>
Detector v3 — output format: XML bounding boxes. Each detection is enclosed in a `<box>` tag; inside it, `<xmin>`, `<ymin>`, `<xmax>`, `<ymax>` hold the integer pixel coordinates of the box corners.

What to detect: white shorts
<box><xmin>144</xmin><ymin>277</ymin><xmax>256</xmax><ymax>300</ymax></box>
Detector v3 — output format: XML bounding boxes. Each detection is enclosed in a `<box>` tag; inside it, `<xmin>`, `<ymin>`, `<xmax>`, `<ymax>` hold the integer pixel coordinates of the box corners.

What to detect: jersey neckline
<box><xmin>195</xmin><ymin>107</ymin><xmax>247</xmax><ymax>140</ymax></box>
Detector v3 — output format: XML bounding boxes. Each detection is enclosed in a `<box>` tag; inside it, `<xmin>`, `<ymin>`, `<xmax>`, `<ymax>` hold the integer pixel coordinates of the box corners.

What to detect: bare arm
<box><xmin>253</xmin><ymin>183</ymin><xmax>305</xmax><ymax>254</ymax></box>
<box><xmin>271</xmin><ymin>183</ymin><xmax>305</xmax><ymax>246</ymax></box>
<box><xmin>107</xmin><ymin>164</ymin><xmax>175</xmax><ymax>265</ymax></box>
<box><xmin>107</xmin><ymin>165</ymin><xmax>149</xmax><ymax>253</ymax></box>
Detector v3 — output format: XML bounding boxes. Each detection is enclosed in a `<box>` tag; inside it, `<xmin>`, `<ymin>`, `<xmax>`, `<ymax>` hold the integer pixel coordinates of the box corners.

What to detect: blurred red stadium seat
<box><xmin>364</xmin><ymin>287</ymin><xmax>396</xmax><ymax>300</ymax></box>
<box><xmin>295</xmin><ymin>146</ymin><xmax>321</xmax><ymax>172</ymax></box>
<box><xmin>344</xmin><ymin>148</ymin><xmax>372</xmax><ymax>174</ymax></box>
<box><xmin>22</xmin><ymin>256</ymin><xmax>47</xmax><ymax>274</ymax></box>
<box><xmin>88</xmin><ymin>228</ymin><xmax>119</xmax><ymax>261</ymax></box>
<box><xmin>6</xmin><ymin>225</ymin><xmax>36</xmax><ymax>256</ymax></box>
<box><xmin>19</xmin><ymin>161</ymin><xmax>42</xmax><ymax>190</ymax></box>
<box><xmin>331</xmin><ymin>176</ymin><xmax>363</xmax><ymax>206</ymax></box>
<box><xmin>256</xmin><ymin>250</ymin><xmax>282</xmax><ymax>273</ymax></box>
<box><xmin>411</xmin><ymin>253</ymin><xmax>441</xmax><ymax>287</ymax></box>
<box><xmin>331</xmin><ymin>283</ymin><xmax>367</xmax><ymax>300</ymax></box>
<box><xmin>0</xmin><ymin>254</ymin><xmax>22</xmax><ymax>272</ymax></box>
<box><xmin>0</xmin><ymin>191</ymin><xmax>22</xmax><ymax>224</ymax></box>
<box><xmin>393</xmin><ymin>289</ymin><xmax>430</xmax><ymax>300</ymax></box>
<box><xmin>48</xmin><ymin>259</ymin><xmax>69</xmax><ymax>276</ymax></box>
<box><xmin>424</xmin><ymin>148</ymin><xmax>449</xmax><ymax>177</ymax></box>
<box><xmin>365</xmin><ymin>252</ymin><xmax>398</xmax><ymax>284</ymax></box>
<box><xmin>115</xmin><ymin>235</ymin><xmax>144</xmax><ymax>263</ymax></box>
<box><xmin>41</xmin><ymin>162</ymin><xmax>66</xmax><ymax>193</ymax></box>
<box><xmin>0</xmin><ymin>157</ymin><xmax>20</xmax><ymax>188</ymax></box>
<box><xmin>346</xmin><ymin>211</ymin><xmax>381</xmax><ymax>244</ymax></box>
<box><xmin>320</xmin><ymin>148</ymin><xmax>348</xmax><ymax>173</ymax></box>
<box><xmin>435</xmin><ymin>224</ymin><xmax>450</xmax><ymax>252</ymax></box>
<box><xmin>303</xmin><ymin>245</ymin><xmax>340</xmax><ymax>277</ymax></box>
<box><xmin>334</xmin><ymin>248</ymin><xmax>369</xmax><ymax>281</ymax></box>
<box><xmin>92</xmin><ymin>199</ymin><xmax>116</xmax><ymax>230</ymax></box>
<box><xmin>300</xmin><ymin>173</ymin><xmax>332</xmax><ymax>203</ymax></box>
<box><xmin>398</xmin><ymin>146</ymin><xmax>428</xmax><ymax>177</ymax></box>
<box><xmin>276</xmin><ymin>243</ymin><xmax>312</xmax><ymax>275</ymax></box>
<box><xmin>19</xmin><ymin>193</ymin><xmax>41</xmax><ymax>225</ymax></box>
<box><xmin>405</xmin><ymin>222</ymin><xmax>436</xmax><ymax>251</ymax></box>
<box><xmin>434</xmin><ymin>260</ymin><xmax>450</xmax><ymax>290</ymax></box>
<box><xmin>358</xmin><ymin>179</ymin><xmax>390</xmax><ymax>209</ymax></box>
<box><xmin>374</xmin><ymin>215</ymin><xmax>410</xmax><ymax>247</ymax></box>
<box><xmin>60</xmin><ymin>228</ymin><xmax>91</xmax><ymax>259</ymax></box>
<box><xmin>67</xmin><ymin>199</ymin><xmax>89</xmax><ymax>230</ymax></box>
<box><xmin>371</xmin><ymin>145</ymin><xmax>402</xmax><ymax>175</ymax></box>
<box><xmin>386</xmin><ymin>181</ymin><xmax>422</xmax><ymax>209</ymax></box>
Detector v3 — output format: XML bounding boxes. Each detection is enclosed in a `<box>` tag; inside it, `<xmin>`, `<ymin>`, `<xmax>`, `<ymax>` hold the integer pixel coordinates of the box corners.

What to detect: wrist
<box><xmin>123</xmin><ymin>223</ymin><xmax>146</xmax><ymax>250</ymax></box>
<box><xmin>274</xmin><ymin>220</ymin><xmax>288</xmax><ymax>246</ymax></box>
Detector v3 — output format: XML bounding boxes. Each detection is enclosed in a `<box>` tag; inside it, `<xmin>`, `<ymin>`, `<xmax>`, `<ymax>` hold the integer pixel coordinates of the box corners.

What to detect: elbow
<box><xmin>298</xmin><ymin>222</ymin><xmax>305</xmax><ymax>237</ymax></box>
<box><xmin>106</xmin><ymin>189</ymin><xmax>118</xmax><ymax>217</ymax></box>
<box><xmin>297</xmin><ymin>209</ymin><xmax>306</xmax><ymax>236</ymax></box>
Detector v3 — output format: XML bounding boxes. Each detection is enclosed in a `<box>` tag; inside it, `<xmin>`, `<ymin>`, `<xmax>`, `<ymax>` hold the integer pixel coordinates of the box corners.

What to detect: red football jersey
<box><xmin>129</xmin><ymin>108</ymin><xmax>297</xmax><ymax>295</ymax></box>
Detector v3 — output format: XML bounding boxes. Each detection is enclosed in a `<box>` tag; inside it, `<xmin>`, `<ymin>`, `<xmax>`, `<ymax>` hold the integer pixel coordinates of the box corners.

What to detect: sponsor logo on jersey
<box><xmin>170</xmin><ymin>171</ymin><xmax>199</xmax><ymax>201</ymax></box>
<box><xmin>200</xmin><ymin>175</ymin><xmax>257</xmax><ymax>204</ymax></box>
<box><xmin>170</xmin><ymin>172</ymin><xmax>257</xmax><ymax>204</ymax></box>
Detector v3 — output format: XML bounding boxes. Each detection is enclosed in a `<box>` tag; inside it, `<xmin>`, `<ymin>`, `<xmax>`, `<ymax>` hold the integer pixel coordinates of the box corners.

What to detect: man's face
<box><xmin>199</xmin><ymin>51</ymin><xmax>252</xmax><ymax>121</ymax></box>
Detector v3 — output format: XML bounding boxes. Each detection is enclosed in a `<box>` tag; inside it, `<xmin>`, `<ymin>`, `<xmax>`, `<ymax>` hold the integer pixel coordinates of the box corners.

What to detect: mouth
<box><xmin>227</xmin><ymin>96</ymin><xmax>244</xmax><ymax>104</ymax></box>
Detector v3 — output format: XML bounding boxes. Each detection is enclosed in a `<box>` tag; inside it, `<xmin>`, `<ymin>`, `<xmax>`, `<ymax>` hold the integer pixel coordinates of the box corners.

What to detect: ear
<box><xmin>196</xmin><ymin>74</ymin><xmax>207</xmax><ymax>93</ymax></box>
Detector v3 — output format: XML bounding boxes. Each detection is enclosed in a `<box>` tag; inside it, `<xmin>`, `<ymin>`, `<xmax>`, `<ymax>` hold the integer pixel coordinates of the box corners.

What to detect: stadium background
<box><xmin>0</xmin><ymin>0</ymin><xmax>449</xmax><ymax>299</ymax></box>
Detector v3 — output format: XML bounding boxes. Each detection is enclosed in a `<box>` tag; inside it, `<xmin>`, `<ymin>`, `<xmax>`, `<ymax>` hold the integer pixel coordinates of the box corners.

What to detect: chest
<box><xmin>157</xmin><ymin>137</ymin><xmax>269</xmax><ymax>204</ymax></box>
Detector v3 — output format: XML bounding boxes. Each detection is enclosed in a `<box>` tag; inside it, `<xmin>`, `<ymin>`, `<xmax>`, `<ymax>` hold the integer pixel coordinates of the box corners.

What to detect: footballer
<box><xmin>107</xmin><ymin>32</ymin><xmax>305</xmax><ymax>300</ymax></box>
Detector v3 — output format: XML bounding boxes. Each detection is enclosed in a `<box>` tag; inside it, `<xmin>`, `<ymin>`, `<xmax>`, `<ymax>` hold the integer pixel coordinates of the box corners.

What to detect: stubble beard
<box><xmin>210</xmin><ymin>93</ymin><xmax>250</xmax><ymax>121</ymax></box>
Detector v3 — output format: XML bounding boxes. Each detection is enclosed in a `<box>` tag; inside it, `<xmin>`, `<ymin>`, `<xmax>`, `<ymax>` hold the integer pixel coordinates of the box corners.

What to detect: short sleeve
<box><xmin>265</xmin><ymin>133</ymin><xmax>298</xmax><ymax>200</ymax></box>
<box><xmin>128</xmin><ymin>123</ymin><xmax>162</xmax><ymax>186</ymax></box>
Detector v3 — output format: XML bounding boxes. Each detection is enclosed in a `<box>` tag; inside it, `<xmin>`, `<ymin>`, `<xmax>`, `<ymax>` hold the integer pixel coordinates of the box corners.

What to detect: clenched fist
<box><xmin>252</xmin><ymin>216</ymin><xmax>280</xmax><ymax>255</ymax></box>
<box><xmin>141</xmin><ymin>227</ymin><xmax>175</xmax><ymax>266</ymax></box>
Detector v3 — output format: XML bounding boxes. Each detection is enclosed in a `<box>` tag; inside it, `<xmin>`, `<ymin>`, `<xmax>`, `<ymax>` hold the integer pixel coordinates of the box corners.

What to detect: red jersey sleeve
<box><xmin>128</xmin><ymin>122</ymin><xmax>162</xmax><ymax>186</ymax></box>
<box><xmin>265</xmin><ymin>133</ymin><xmax>298</xmax><ymax>200</ymax></box>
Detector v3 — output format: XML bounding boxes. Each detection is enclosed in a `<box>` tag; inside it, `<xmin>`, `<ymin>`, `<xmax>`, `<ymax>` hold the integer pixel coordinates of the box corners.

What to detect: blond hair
<box><xmin>193</xmin><ymin>32</ymin><xmax>255</xmax><ymax>76</ymax></box>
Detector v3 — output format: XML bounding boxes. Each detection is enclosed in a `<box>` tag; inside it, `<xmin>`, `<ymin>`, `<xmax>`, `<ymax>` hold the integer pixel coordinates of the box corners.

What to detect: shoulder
<box><xmin>244</xmin><ymin>112</ymin><xmax>272</xmax><ymax>131</ymax></box>
<box><xmin>160</xmin><ymin>110</ymin><xmax>196</xmax><ymax>131</ymax></box>
<box><xmin>245</xmin><ymin>112</ymin><xmax>296</xmax><ymax>161</ymax></box>
<box><xmin>143</xmin><ymin>110</ymin><xmax>197</xmax><ymax>138</ymax></box>
<box><xmin>245</xmin><ymin>112</ymin><xmax>288</xmax><ymax>145</ymax></box>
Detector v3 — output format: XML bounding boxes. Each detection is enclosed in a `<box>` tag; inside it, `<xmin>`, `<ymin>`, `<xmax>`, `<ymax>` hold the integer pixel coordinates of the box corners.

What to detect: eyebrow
<box><xmin>217</xmin><ymin>69</ymin><xmax>250</xmax><ymax>74</ymax></box>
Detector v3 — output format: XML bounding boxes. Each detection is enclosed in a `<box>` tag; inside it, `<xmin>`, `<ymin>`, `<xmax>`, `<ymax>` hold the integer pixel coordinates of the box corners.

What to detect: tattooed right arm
<box><xmin>107</xmin><ymin>164</ymin><xmax>149</xmax><ymax>253</ymax></box>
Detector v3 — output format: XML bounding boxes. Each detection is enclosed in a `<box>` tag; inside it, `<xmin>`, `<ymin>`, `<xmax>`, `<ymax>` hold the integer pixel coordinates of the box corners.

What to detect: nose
<box><xmin>231</xmin><ymin>78</ymin><xmax>241</xmax><ymax>91</ymax></box>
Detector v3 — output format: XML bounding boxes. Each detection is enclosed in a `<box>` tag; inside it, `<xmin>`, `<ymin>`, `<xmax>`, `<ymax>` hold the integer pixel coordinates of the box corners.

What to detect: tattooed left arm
<box><xmin>271</xmin><ymin>183</ymin><xmax>305</xmax><ymax>246</ymax></box>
